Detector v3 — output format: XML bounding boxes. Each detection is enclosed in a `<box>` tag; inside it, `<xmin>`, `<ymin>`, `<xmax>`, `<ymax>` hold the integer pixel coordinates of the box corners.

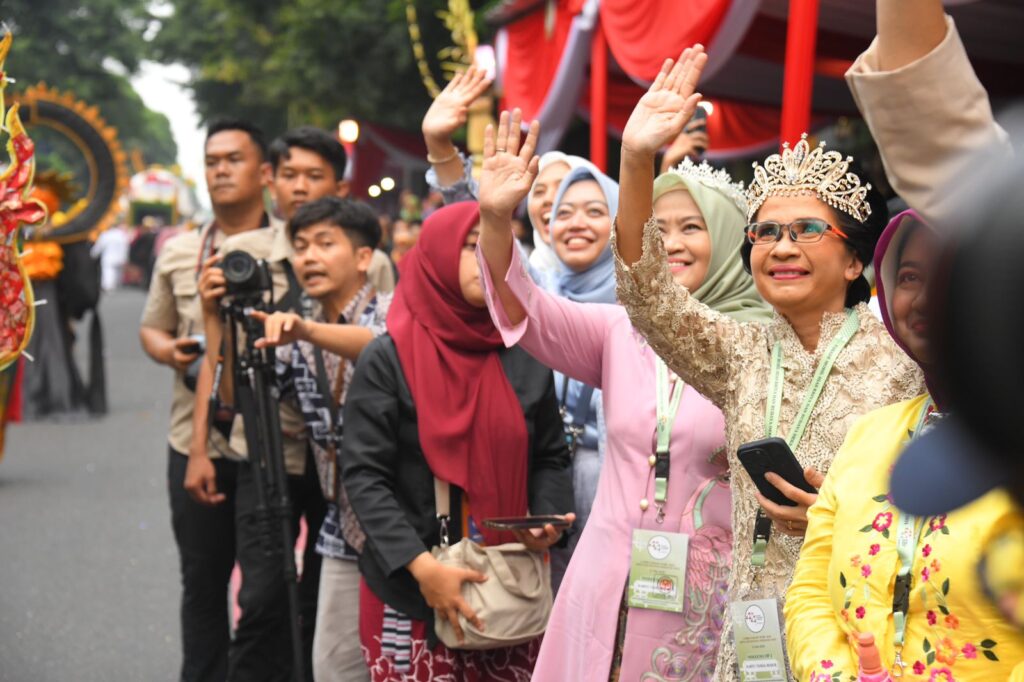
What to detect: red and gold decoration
<box><xmin>14</xmin><ymin>82</ymin><xmax>129</xmax><ymax>244</ymax></box>
<box><xmin>0</xmin><ymin>31</ymin><xmax>48</xmax><ymax>371</ymax></box>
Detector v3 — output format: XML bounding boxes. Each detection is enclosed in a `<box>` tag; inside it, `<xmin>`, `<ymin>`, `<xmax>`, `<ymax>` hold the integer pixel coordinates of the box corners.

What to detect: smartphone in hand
<box><xmin>737</xmin><ymin>437</ymin><xmax>817</xmax><ymax>507</ymax></box>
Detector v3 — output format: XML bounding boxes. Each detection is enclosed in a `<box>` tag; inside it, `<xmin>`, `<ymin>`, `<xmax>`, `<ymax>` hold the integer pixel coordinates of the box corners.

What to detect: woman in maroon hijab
<box><xmin>340</xmin><ymin>201</ymin><xmax>574</xmax><ymax>681</ymax></box>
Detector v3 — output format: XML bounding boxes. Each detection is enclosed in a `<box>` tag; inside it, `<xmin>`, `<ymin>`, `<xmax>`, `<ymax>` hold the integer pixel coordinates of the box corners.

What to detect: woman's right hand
<box><xmin>621</xmin><ymin>45</ymin><xmax>707</xmax><ymax>158</ymax></box>
<box><xmin>479</xmin><ymin>108</ymin><xmax>540</xmax><ymax>220</ymax></box>
<box><xmin>421</xmin><ymin>66</ymin><xmax>492</xmax><ymax>147</ymax></box>
<box><xmin>408</xmin><ymin>552</ymin><xmax>487</xmax><ymax>643</ymax></box>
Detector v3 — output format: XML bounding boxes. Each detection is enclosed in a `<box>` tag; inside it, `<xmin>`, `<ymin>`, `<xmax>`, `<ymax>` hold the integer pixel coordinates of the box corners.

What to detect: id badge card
<box><xmin>627</xmin><ymin>529</ymin><xmax>688</xmax><ymax>613</ymax></box>
<box><xmin>730</xmin><ymin>598</ymin><xmax>787</xmax><ymax>681</ymax></box>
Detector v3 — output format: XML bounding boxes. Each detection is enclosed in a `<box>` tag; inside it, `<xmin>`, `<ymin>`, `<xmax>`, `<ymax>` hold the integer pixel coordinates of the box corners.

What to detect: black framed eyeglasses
<box><xmin>745</xmin><ymin>218</ymin><xmax>849</xmax><ymax>246</ymax></box>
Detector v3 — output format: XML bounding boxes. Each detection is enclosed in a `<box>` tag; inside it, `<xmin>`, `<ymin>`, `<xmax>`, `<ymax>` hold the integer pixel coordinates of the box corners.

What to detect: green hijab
<box><xmin>652</xmin><ymin>163</ymin><xmax>771</xmax><ymax>323</ymax></box>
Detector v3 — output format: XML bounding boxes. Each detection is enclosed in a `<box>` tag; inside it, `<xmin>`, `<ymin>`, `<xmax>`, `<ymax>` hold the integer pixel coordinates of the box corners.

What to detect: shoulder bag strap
<box><xmin>434</xmin><ymin>477</ymin><xmax>451</xmax><ymax>548</ymax></box>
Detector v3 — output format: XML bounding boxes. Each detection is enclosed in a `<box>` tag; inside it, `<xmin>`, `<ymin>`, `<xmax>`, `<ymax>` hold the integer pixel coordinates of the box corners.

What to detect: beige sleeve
<box><xmin>140</xmin><ymin>251</ymin><xmax>179</xmax><ymax>332</ymax></box>
<box><xmin>846</xmin><ymin>16</ymin><xmax>1012</xmax><ymax>227</ymax></box>
<box><xmin>613</xmin><ymin>215</ymin><xmax>762</xmax><ymax>408</ymax></box>
<box><xmin>367</xmin><ymin>249</ymin><xmax>395</xmax><ymax>294</ymax></box>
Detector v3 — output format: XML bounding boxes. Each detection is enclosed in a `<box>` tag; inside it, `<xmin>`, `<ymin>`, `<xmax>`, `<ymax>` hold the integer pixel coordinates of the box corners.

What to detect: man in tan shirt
<box><xmin>188</xmin><ymin>127</ymin><xmax>384</xmax><ymax>681</ymax></box>
<box><xmin>140</xmin><ymin>118</ymin><xmax>272</xmax><ymax>682</ymax></box>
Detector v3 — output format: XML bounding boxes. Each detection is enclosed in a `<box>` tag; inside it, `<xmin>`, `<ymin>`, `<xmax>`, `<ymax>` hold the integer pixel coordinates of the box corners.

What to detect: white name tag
<box><xmin>730</xmin><ymin>598</ymin><xmax>787</xmax><ymax>681</ymax></box>
<box><xmin>627</xmin><ymin>529</ymin><xmax>688</xmax><ymax>613</ymax></box>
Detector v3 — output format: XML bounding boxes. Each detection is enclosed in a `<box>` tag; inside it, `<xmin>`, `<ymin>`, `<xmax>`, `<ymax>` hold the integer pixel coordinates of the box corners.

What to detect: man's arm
<box><xmin>251</xmin><ymin>311</ymin><xmax>373</xmax><ymax>361</ymax></box>
<box><xmin>183</xmin><ymin>359</ymin><xmax>225</xmax><ymax>506</ymax></box>
<box><xmin>140</xmin><ymin>326</ymin><xmax>200</xmax><ymax>371</ymax></box>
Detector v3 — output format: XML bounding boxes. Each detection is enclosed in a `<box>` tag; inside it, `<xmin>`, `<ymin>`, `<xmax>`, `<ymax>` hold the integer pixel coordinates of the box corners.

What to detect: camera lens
<box><xmin>222</xmin><ymin>250</ymin><xmax>257</xmax><ymax>285</ymax></box>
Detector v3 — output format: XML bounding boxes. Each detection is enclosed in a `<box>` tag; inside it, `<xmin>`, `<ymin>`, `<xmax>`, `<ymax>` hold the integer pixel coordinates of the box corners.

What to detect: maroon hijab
<box><xmin>387</xmin><ymin>202</ymin><xmax>529</xmax><ymax>545</ymax></box>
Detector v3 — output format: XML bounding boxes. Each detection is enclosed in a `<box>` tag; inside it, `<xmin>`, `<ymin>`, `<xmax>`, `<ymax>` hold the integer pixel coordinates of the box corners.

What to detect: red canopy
<box><xmin>493</xmin><ymin>0</ymin><xmax>1024</xmax><ymax>167</ymax></box>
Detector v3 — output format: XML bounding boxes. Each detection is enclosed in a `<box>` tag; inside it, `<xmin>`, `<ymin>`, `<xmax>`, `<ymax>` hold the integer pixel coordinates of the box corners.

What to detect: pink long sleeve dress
<box><xmin>478</xmin><ymin>245</ymin><xmax>732</xmax><ymax>682</ymax></box>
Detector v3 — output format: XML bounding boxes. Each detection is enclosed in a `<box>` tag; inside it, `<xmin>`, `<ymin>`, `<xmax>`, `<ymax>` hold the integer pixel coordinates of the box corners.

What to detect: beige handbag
<box><xmin>430</xmin><ymin>478</ymin><xmax>553</xmax><ymax>650</ymax></box>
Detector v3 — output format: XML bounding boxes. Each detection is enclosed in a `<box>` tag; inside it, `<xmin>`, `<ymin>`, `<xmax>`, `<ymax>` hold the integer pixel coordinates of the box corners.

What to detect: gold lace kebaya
<box><xmin>612</xmin><ymin>220</ymin><xmax>923</xmax><ymax>681</ymax></box>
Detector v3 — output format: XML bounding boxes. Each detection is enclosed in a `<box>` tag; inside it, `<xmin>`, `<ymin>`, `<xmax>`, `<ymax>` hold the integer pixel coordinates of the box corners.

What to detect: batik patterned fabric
<box><xmin>359</xmin><ymin>580</ymin><xmax>540</xmax><ymax>682</ymax></box>
<box><xmin>275</xmin><ymin>283</ymin><xmax>390</xmax><ymax>559</ymax></box>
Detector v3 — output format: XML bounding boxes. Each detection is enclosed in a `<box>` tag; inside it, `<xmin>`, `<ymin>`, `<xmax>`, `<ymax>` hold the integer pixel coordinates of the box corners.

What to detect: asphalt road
<box><xmin>0</xmin><ymin>288</ymin><xmax>182</xmax><ymax>681</ymax></box>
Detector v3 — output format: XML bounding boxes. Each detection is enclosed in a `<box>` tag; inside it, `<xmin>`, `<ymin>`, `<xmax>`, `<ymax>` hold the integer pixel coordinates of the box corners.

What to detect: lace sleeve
<box><xmin>613</xmin><ymin>215</ymin><xmax>764</xmax><ymax>408</ymax></box>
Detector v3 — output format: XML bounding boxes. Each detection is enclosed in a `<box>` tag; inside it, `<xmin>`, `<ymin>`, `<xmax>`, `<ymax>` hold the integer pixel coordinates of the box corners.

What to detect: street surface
<box><xmin>0</xmin><ymin>288</ymin><xmax>182</xmax><ymax>681</ymax></box>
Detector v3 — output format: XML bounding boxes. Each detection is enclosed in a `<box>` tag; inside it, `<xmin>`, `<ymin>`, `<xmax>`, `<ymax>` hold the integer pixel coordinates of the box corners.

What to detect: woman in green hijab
<box><xmin>651</xmin><ymin>160</ymin><xmax>769</xmax><ymax>322</ymax></box>
<box><xmin>475</xmin><ymin>110</ymin><xmax>769</xmax><ymax>681</ymax></box>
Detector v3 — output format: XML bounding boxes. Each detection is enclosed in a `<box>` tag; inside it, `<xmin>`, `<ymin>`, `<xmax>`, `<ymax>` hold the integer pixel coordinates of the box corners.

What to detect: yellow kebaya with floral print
<box><xmin>786</xmin><ymin>394</ymin><xmax>1024</xmax><ymax>682</ymax></box>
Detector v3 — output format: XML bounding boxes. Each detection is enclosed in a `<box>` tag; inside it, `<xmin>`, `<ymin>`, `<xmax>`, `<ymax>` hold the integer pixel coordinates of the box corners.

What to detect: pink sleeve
<box><xmin>477</xmin><ymin>243</ymin><xmax>611</xmax><ymax>390</ymax></box>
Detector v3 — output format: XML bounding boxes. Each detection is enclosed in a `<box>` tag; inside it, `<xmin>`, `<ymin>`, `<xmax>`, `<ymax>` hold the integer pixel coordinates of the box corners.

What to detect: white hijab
<box><xmin>527</xmin><ymin>152</ymin><xmax>592</xmax><ymax>278</ymax></box>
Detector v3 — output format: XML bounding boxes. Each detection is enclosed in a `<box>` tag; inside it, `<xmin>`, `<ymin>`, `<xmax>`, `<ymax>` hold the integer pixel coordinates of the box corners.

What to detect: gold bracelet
<box><xmin>426</xmin><ymin>147</ymin><xmax>460</xmax><ymax>165</ymax></box>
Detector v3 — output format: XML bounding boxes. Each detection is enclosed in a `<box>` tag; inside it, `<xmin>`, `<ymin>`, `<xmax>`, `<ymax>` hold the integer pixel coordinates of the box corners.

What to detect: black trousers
<box><xmin>228</xmin><ymin>448</ymin><xmax>326</xmax><ymax>682</ymax></box>
<box><xmin>168</xmin><ymin>447</ymin><xmax>238</xmax><ymax>682</ymax></box>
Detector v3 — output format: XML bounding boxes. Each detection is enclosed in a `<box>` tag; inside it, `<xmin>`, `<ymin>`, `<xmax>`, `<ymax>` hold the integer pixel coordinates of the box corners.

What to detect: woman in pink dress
<box><xmin>476</xmin><ymin>111</ymin><xmax>771</xmax><ymax>681</ymax></box>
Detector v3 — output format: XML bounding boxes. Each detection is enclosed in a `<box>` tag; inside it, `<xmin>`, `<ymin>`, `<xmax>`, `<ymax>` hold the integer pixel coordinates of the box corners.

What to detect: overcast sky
<box><xmin>130</xmin><ymin>60</ymin><xmax>209</xmax><ymax>209</ymax></box>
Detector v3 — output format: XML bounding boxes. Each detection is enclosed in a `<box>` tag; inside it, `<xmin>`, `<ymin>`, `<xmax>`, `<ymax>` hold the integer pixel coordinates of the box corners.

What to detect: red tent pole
<box><xmin>780</xmin><ymin>0</ymin><xmax>820</xmax><ymax>147</ymax></box>
<box><xmin>590</xmin><ymin>19</ymin><xmax>608</xmax><ymax>172</ymax></box>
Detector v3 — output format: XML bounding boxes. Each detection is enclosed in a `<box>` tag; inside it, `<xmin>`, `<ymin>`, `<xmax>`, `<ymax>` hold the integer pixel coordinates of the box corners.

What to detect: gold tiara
<box><xmin>669</xmin><ymin>158</ymin><xmax>748</xmax><ymax>217</ymax></box>
<box><xmin>746</xmin><ymin>134</ymin><xmax>872</xmax><ymax>223</ymax></box>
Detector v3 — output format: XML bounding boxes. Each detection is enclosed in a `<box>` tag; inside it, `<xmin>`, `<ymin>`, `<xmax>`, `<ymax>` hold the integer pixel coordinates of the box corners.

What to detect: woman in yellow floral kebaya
<box><xmin>785</xmin><ymin>211</ymin><xmax>1024</xmax><ymax>681</ymax></box>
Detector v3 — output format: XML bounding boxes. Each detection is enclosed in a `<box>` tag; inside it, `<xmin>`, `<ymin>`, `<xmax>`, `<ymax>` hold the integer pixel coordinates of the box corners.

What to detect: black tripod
<box><xmin>223</xmin><ymin>285</ymin><xmax>304</xmax><ymax>682</ymax></box>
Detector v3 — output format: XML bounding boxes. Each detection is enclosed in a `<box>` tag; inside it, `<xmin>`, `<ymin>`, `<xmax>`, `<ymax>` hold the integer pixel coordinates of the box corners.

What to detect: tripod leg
<box><xmin>251</xmin><ymin>365</ymin><xmax>305</xmax><ymax>682</ymax></box>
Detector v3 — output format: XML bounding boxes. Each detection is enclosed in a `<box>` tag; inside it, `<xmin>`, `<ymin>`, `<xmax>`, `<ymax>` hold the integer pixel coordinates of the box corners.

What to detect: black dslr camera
<box><xmin>221</xmin><ymin>250</ymin><xmax>272</xmax><ymax>302</ymax></box>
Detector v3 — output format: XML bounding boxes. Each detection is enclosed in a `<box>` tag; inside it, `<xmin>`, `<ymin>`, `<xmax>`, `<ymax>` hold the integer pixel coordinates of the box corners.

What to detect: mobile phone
<box><xmin>687</xmin><ymin>106</ymin><xmax>708</xmax><ymax>134</ymax></box>
<box><xmin>736</xmin><ymin>437</ymin><xmax>817</xmax><ymax>507</ymax></box>
<box><xmin>481</xmin><ymin>516</ymin><xmax>572</xmax><ymax>531</ymax></box>
<box><xmin>180</xmin><ymin>334</ymin><xmax>206</xmax><ymax>356</ymax></box>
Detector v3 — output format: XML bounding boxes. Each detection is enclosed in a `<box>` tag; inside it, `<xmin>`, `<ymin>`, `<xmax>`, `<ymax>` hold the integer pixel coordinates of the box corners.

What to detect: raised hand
<box><xmin>422</xmin><ymin>65</ymin><xmax>493</xmax><ymax>145</ymax></box>
<box><xmin>622</xmin><ymin>45</ymin><xmax>708</xmax><ymax>158</ymax></box>
<box><xmin>479</xmin><ymin>108</ymin><xmax>540</xmax><ymax>219</ymax></box>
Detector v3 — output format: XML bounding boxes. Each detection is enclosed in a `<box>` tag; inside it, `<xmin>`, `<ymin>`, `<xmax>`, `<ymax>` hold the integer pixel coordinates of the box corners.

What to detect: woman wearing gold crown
<box><xmin>613</xmin><ymin>46</ymin><xmax>923</xmax><ymax>680</ymax></box>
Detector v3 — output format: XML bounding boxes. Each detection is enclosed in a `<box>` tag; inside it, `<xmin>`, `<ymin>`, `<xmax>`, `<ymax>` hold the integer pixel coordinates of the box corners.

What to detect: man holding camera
<box><xmin>187</xmin><ymin>127</ymin><xmax>364</xmax><ymax>681</ymax></box>
<box><xmin>139</xmin><ymin>118</ymin><xmax>272</xmax><ymax>682</ymax></box>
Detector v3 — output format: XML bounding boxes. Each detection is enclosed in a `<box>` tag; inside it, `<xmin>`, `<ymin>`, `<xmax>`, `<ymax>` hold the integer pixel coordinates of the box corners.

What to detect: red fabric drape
<box><xmin>580</xmin><ymin>74</ymin><xmax>783</xmax><ymax>158</ymax></box>
<box><xmin>599</xmin><ymin>0</ymin><xmax>732</xmax><ymax>83</ymax></box>
<box><xmin>500</xmin><ymin>0</ymin><xmax>586</xmax><ymax>120</ymax></box>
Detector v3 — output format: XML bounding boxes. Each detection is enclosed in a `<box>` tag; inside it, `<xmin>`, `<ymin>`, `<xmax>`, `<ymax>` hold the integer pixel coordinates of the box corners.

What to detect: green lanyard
<box><xmin>764</xmin><ymin>308</ymin><xmax>860</xmax><ymax>448</ymax></box>
<box><xmin>892</xmin><ymin>398</ymin><xmax>934</xmax><ymax>674</ymax></box>
<box><xmin>653</xmin><ymin>357</ymin><xmax>686</xmax><ymax>523</ymax></box>
<box><xmin>752</xmin><ymin>308</ymin><xmax>860</xmax><ymax>566</ymax></box>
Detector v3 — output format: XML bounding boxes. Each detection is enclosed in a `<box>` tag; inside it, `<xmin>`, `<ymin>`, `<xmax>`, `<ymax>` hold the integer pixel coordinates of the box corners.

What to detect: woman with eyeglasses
<box><xmin>784</xmin><ymin>211</ymin><xmax>1024</xmax><ymax>682</ymax></box>
<box><xmin>613</xmin><ymin>47</ymin><xmax>923</xmax><ymax>680</ymax></box>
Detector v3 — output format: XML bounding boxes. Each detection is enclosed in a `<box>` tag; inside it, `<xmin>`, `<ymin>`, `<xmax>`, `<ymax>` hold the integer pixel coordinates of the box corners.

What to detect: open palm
<box><xmin>422</xmin><ymin>65</ymin><xmax>492</xmax><ymax>142</ymax></box>
<box><xmin>479</xmin><ymin>109</ymin><xmax>540</xmax><ymax>218</ymax></box>
<box><xmin>622</xmin><ymin>46</ymin><xmax>708</xmax><ymax>156</ymax></box>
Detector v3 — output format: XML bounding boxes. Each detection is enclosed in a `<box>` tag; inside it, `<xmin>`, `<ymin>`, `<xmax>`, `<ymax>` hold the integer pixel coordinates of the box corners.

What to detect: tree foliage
<box><xmin>2</xmin><ymin>0</ymin><xmax>178</xmax><ymax>165</ymax></box>
<box><xmin>150</xmin><ymin>0</ymin><xmax>492</xmax><ymax>138</ymax></box>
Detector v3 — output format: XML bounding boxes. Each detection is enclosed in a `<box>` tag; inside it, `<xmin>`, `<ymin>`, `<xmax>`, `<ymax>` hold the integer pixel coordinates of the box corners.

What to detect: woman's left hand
<box><xmin>754</xmin><ymin>468</ymin><xmax>825</xmax><ymax>537</ymax></box>
<box><xmin>513</xmin><ymin>513</ymin><xmax>576</xmax><ymax>552</ymax></box>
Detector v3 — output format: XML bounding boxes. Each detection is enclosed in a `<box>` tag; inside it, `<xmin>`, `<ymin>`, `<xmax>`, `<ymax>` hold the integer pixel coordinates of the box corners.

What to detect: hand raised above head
<box><xmin>622</xmin><ymin>45</ymin><xmax>708</xmax><ymax>158</ymax></box>
<box><xmin>422</xmin><ymin>65</ymin><xmax>493</xmax><ymax>144</ymax></box>
<box><xmin>479</xmin><ymin>108</ymin><xmax>541</xmax><ymax>220</ymax></box>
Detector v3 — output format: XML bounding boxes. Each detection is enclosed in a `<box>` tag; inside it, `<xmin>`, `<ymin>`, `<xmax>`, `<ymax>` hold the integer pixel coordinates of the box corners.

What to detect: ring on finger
<box><xmin>787</xmin><ymin>519</ymin><xmax>793</xmax><ymax>531</ymax></box>
<box><xmin>496</xmin><ymin>147</ymin><xmax>506</xmax><ymax>153</ymax></box>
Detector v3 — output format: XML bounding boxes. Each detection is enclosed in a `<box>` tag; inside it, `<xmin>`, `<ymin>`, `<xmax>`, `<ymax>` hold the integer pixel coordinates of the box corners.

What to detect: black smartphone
<box><xmin>180</xmin><ymin>334</ymin><xmax>206</xmax><ymax>356</ymax></box>
<box><xmin>736</xmin><ymin>437</ymin><xmax>817</xmax><ymax>507</ymax></box>
<box><xmin>482</xmin><ymin>516</ymin><xmax>572</xmax><ymax>531</ymax></box>
<box><xmin>687</xmin><ymin>106</ymin><xmax>708</xmax><ymax>134</ymax></box>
